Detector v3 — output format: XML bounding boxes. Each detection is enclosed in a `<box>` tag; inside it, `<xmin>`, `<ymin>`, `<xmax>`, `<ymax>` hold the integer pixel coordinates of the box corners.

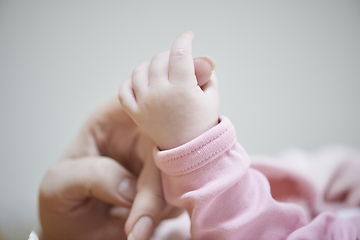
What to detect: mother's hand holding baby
<box><xmin>38</xmin><ymin>39</ymin><xmax>215</xmax><ymax>240</ymax></box>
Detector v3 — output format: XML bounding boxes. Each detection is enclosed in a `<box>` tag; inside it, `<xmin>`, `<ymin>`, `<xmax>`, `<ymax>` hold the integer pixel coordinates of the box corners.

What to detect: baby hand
<box><xmin>119</xmin><ymin>32</ymin><xmax>220</xmax><ymax>150</ymax></box>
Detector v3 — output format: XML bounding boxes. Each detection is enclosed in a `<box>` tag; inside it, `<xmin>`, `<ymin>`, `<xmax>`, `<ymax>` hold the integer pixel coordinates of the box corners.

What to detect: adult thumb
<box><xmin>124</xmin><ymin>157</ymin><xmax>180</xmax><ymax>240</ymax></box>
<box><xmin>39</xmin><ymin>157</ymin><xmax>137</xmax><ymax>212</ymax></box>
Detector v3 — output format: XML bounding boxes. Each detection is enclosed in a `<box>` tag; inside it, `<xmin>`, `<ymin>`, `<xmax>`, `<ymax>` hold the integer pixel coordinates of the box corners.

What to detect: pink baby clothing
<box><xmin>152</xmin><ymin>116</ymin><xmax>360</xmax><ymax>240</ymax></box>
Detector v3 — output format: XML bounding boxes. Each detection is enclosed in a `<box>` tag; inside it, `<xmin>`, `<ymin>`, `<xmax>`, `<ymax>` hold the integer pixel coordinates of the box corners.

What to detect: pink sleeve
<box><xmin>153</xmin><ymin>116</ymin><xmax>360</xmax><ymax>240</ymax></box>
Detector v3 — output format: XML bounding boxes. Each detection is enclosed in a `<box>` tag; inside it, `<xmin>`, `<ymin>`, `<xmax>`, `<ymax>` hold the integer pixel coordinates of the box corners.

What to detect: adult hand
<box><xmin>38</xmin><ymin>57</ymin><xmax>215</xmax><ymax>240</ymax></box>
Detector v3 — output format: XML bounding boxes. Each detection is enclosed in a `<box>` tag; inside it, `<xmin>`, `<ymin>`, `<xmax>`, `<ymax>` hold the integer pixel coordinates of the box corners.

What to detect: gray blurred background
<box><xmin>0</xmin><ymin>0</ymin><xmax>359</xmax><ymax>239</ymax></box>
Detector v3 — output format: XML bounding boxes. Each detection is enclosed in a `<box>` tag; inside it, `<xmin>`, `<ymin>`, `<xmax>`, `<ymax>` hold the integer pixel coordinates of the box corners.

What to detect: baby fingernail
<box><xmin>198</xmin><ymin>55</ymin><xmax>216</xmax><ymax>70</ymax></box>
<box><xmin>118</xmin><ymin>177</ymin><xmax>137</xmax><ymax>201</ymax></box>
<box><xmin>128</xmin><ymin>216</ymin><xmax>154</xmax><ymax>240</ymax></box>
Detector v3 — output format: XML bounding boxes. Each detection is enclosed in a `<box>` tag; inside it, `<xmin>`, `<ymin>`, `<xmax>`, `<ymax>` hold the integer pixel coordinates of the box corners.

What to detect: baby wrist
<box><xmin>153</xmin><ymin>116</ymin><xmax>236</xmax><ymax>176</ymax></box>
<box><xmin>156</xmin><ymin>117</ymin><xmax>220</xmax><ymax>151</ymax></box>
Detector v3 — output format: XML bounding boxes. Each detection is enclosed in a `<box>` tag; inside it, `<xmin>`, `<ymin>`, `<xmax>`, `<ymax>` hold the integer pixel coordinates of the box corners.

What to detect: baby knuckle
<box><xmin>151</xmin><ymin>51</ymin><xmax>169</xmax><ymax>61</ymax></box>
<box><xmin>131</xmin><ymin>67</ymin><xmax>142</xmax><ymax>79</ymax></box>
<box><xmin>89</xmin><ymin>160</ymin><xmax>112</xmax><ymax>182</ymax></box>
<box><xmin>171</xmin><ymin>47</ymin><xmax>187</xmax><ymax>58</ymax></box>
<box><xmin>118</xmin><ymin>90</ymin><xmax>127</xmax><ymax>105</ymax></box>
<box><xmin>151</xmin><ymin>52</ymin><xmax>163</xmax><ymax>60</ymax></box>
<box><xmin>118</xmin><ymin>87</ymin><xmax>128</xmax><ymax>106</ymax></box>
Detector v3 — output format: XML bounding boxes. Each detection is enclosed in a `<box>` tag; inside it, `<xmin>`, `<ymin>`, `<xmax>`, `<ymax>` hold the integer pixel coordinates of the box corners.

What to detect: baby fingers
<box><xmin>149</xmin><ymin>51</ymin><xmax>170</xmax><ymax>86</ymax></box>
<box><xmin>119</xmin><ymin>77</ymin><xmax>138</xmax><ymax>113</ymax></box>
<box><xmin>168</xmin><ymin>31</ymin><xmax>196</xmax><ymax>85</ymax></box>
<box><xmin>131</xmin><ymin>61</ymin><xmax>150</xmax><ymax>97</ymax></box>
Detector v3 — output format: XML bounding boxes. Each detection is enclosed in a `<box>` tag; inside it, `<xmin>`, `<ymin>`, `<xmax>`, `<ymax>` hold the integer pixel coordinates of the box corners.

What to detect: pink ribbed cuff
<box><xmin>154</xmin><ymin>116</ymin><xmax>237</xmax><ymax>176</ymax></box>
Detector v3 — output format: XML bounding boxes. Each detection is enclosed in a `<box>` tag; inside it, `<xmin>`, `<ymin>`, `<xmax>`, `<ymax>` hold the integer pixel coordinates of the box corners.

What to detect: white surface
<box><xmin>0</xmin><ymin>1</ymin><xmax>359</xmax><ymax>239</ymax></box>
<box><xmin>28</xmin><ymin>231</ymin><xmax>38</xmax><ymax>240</ymax></box>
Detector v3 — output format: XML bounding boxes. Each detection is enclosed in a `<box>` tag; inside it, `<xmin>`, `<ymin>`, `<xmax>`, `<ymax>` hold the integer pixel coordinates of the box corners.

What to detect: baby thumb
<box><xmin>194</xmin><ymin>56</ymin><xmax>216</xmax><ymax>87</ymax></box>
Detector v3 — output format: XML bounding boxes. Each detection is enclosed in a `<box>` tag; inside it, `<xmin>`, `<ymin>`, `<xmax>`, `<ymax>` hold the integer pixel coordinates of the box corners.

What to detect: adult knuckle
<box><xmin>39</xmin><ymin>166</ymin><xmax>56</xmax><ymax>191</ymax></box>
<box><xmin>145</xmin><ymin>190</ymin><xmax>166</xmax><ymax>208</ymax></box>
<box><xmin>39</xmin><ymin>164</ymin><xmax>64</xmax><ymax>200</ymax></box>
<box><xmin>89</xmin><ymin>159</ymin><xmax>111</xmax><ymax>183</ymax></box>
<box><xmin>42</xmin><ymin>165</ymin><xmax>57</xmax><ymax>179</ymax></box>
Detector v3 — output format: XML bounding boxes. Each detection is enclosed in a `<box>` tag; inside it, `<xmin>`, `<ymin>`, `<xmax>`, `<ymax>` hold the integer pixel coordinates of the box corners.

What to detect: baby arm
<box><xmin>119</xmin><ymin>32</ymin><xmax>360</xmax><ymax>240</ymax></box>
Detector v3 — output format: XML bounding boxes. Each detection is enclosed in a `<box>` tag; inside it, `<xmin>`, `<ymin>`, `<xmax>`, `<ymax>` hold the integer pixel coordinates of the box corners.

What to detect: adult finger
<box><xmin>39</xmin><ymin>157</ymin><xmax>137</xmax><ymax>211</ymax></box>
<box><xmin>168</xmin><ymin>31</ymin><xmax>195</xmax><ymax>84</ymax></box>
<box><xmin>125</xmin><ymin>156</ymin><xmax>167</xmax><ymax>240</ymax></box>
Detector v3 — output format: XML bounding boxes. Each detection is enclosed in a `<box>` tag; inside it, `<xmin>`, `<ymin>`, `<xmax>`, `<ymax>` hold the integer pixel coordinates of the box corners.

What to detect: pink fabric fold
<box><xmin>153</xmin><ymin>116</ymin><xmax>360</xmax><ymax>240</ymax></box>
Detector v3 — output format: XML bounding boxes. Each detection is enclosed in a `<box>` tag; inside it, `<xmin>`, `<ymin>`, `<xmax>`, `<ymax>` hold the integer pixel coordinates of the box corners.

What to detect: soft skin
<box><xmin>38</xmin><ymin>54</ymin><xmax>214</xmax><ymax>240</ymax></box>
<box><xmin>119</xmin><ymin>31</ymin><xmax>220</xmax><ymax>239</ymax></box>
<box><xmin>120</xmin><ymin>32</ymin><xmax>360</xmax><ymax>239</ymax></box>
<box><xmin>119</xmin><ymin>31</ymin><xmax>220</xmax><ymax>151</ymax></box>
